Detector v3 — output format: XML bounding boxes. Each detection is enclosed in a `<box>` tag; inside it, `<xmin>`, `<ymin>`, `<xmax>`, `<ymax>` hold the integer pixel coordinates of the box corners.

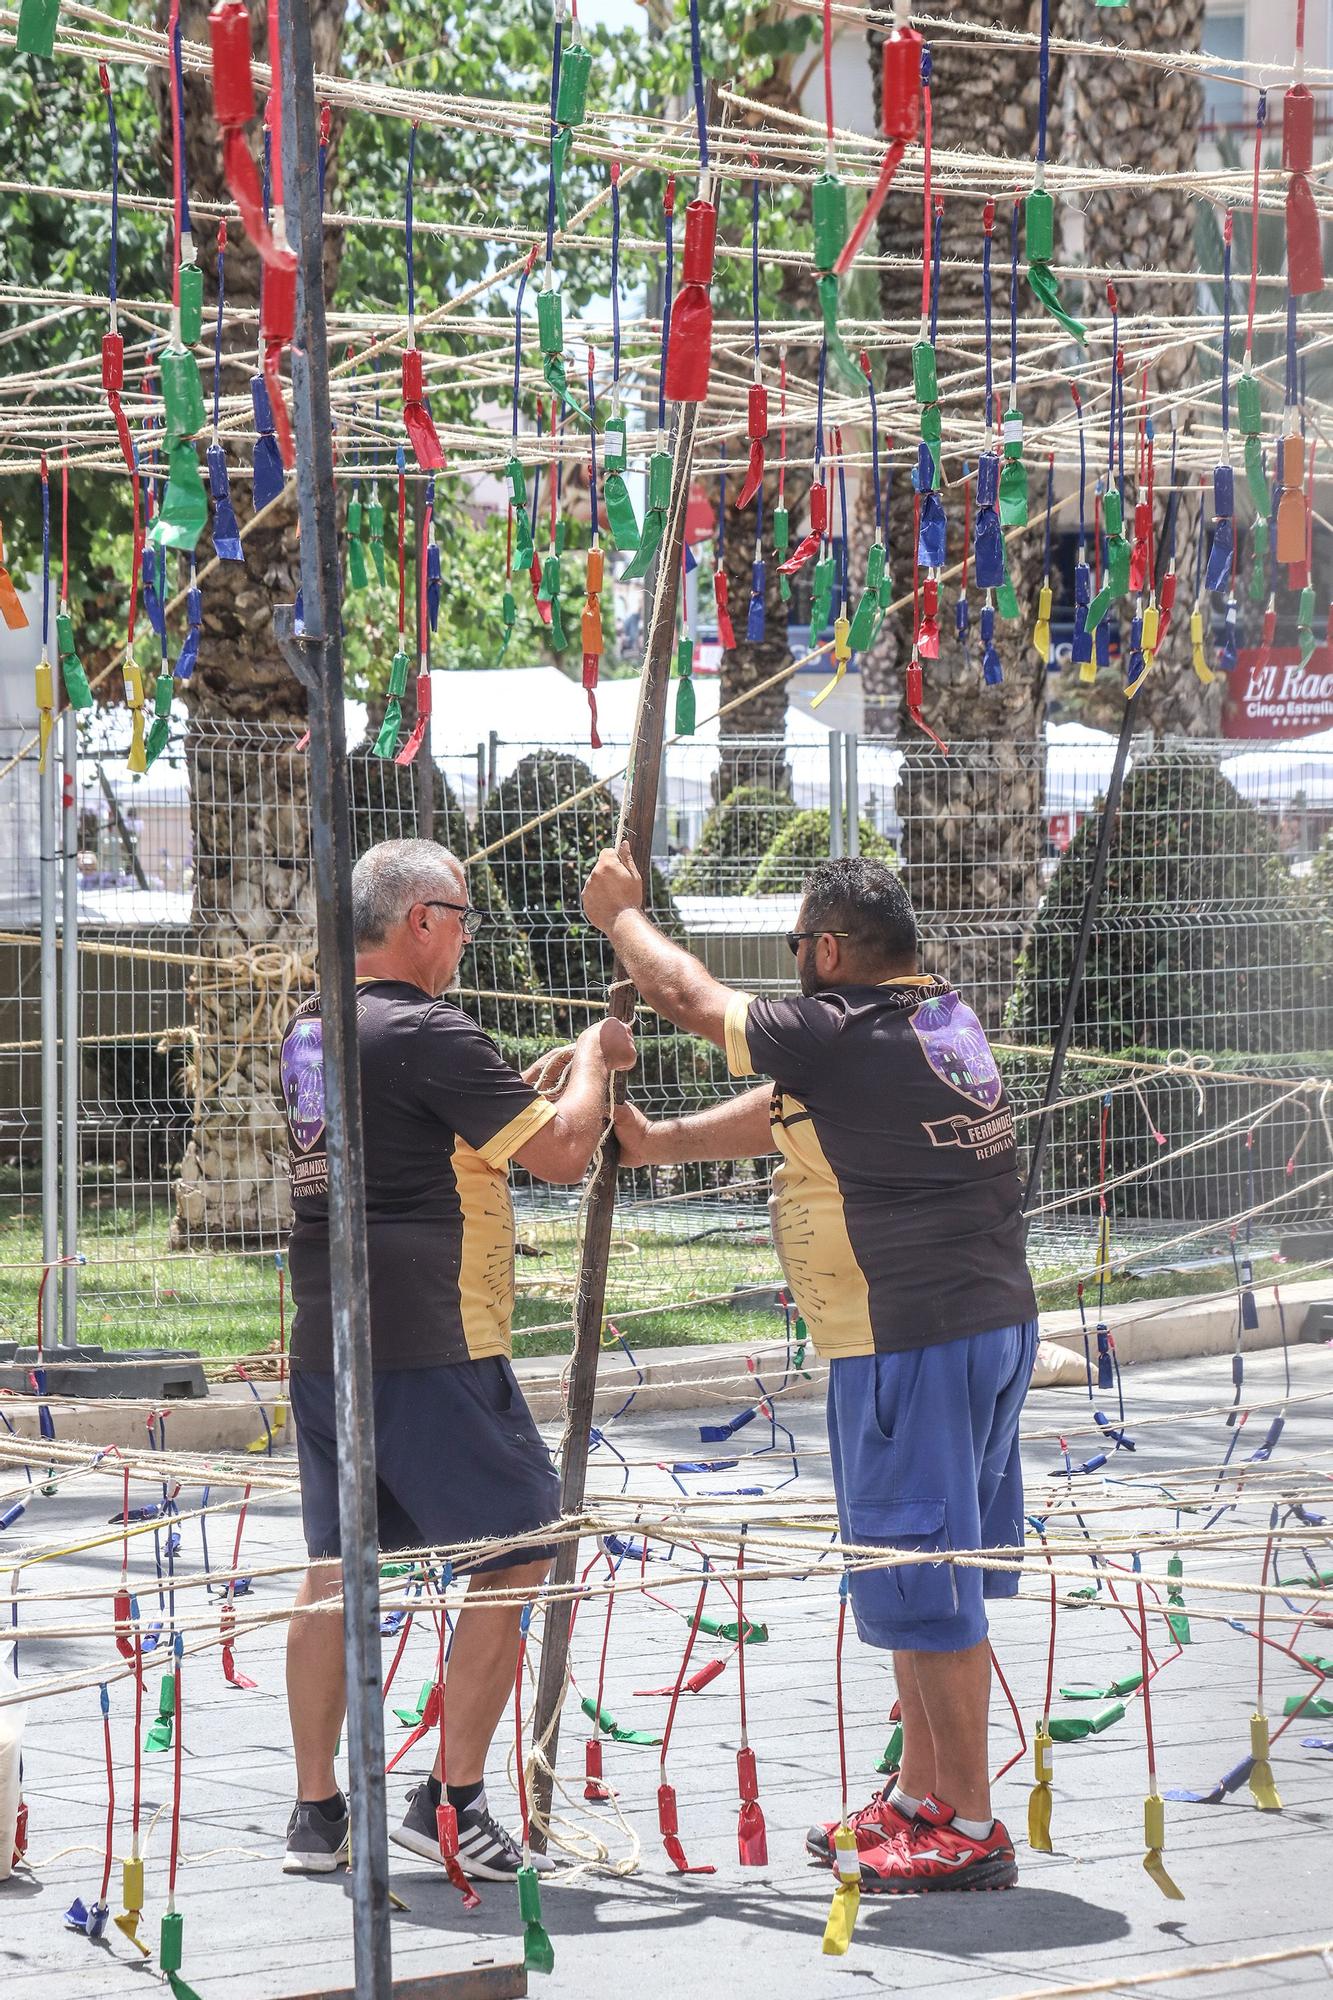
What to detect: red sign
<box><xmin>684</xmin><ymin>481</ymin><xmax>717</xmax><ymax>546</ymax></box>
<box><xmin>1222</xmin><ymin>645</ymin><xmax>1333</xmax><ymax>739</ymax></box>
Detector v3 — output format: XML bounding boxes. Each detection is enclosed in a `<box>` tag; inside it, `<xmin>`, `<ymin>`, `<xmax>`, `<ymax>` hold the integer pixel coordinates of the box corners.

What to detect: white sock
<box><xmin>953</xmin><ymin>1812</ymin><xmax>994</xmax><ymax>1840</ymax></box>
<box><xmin>888</xmin><ymin>1786</ymin><xmax>922</xmax><ymax>1818</ymax></box>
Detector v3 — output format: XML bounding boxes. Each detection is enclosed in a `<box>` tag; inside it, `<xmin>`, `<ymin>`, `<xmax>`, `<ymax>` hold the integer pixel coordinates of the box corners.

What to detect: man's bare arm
<box><xmin>614</xmin><ymin>1086</ymin><xmax>775</xmax><ymax>1167</ymax></box>
<box><xmin>514</xmin><ymin>1020</ymin><xmax>635</xmax><ymax>1184</ymax></box>
<box><xmin>583</xmin><ymin>845</ymin><xmax>735</xmax><ymax>1048</ymax></box>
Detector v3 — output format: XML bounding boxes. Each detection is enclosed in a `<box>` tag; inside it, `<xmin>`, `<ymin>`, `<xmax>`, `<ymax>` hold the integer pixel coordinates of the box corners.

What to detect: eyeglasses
<box><xmin>422</xmin><ymin>899</ymin><xmax>486</xmax><ymax>941</ymax></box>
<box><xmin>786</xmin><ymin>929</ymin><xmax>850</xmax><ymax>957</ymax></box>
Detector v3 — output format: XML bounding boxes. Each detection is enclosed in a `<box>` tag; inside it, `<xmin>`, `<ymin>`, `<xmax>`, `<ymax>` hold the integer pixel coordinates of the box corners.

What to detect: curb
<box><xmin>1</xmin><ymin>1281</ymin><xmax>1326</xmax><ymax>1454</ymax></box>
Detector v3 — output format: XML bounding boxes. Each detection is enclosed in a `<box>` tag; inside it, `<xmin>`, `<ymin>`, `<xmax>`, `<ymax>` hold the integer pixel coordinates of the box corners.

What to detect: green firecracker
<box><xmin>998</xmin><ymin>408</ymin><xmax>1028</xmax><ymax>526</ymax></box>
<box><xmin>55</xmin><ymin>611</ymin><xmax>92</xmax><ymax>711</ymax></box>
<box><xmin>848</xmin><ymin>542</ymin><xmax>886</xmax><ymax>651</ymax></box>
<box><xmin>144</xmin><ymin>669</ymin><xmax>175</xmax><ymax>768</ymax></box>
<box><xmin>15</xmin><ymin>0</ymin><xmax>60</xmax><ymax>59</ymax></box>
<box><xmin>144</xmin><ymin>1670</ymin><xmax>175</xmax><ymax>1754</ymax></box>
<box><xmin>1249</xmin><ymin>518</ymin><xmax>1269</xmax><ymax>603</ymax></box>
<box><xmin>178</xmin><ymin>261</ymin><xmax>204</xmax><ymax>349</ymax></box>
<box><xmin>347</xmin><ymin>498</ymin><xmax>368</xmax><ymax>591</ymax></box>
<box><xmin>1024</xmin><ymin>187</ymin><xmax>1086</xmax><ymax>343</ymax></box>
<box><xmin>367</xmin><ymin>496</ymin><xmax>386</xmax><ymax>585</ymax></box>
<box><xmin>373</xmin><ymin>650</ymin><xmax>410</xmax><ymax>759</ymax></box>
<box><xmin>1298</xmin><ymin>585</ymin><xmax>1317</xmax><ymax>664</ymax></box>
<box><xmin>674</xmin><ymin>636</ymin><xmax>695</xmax><ymax>736</ymax></box>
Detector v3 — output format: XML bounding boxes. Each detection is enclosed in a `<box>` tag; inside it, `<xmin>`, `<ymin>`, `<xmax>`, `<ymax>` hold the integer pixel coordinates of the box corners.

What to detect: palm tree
<box><xmin>167</xmin><ymin>0</ymin><xmax>348</xmax><ymax>1248</ymax></box>
<box><xmin>856</xmin><ymin>2</ymin><xmax>1209</xmax><ymax>1023</ymax></box>
<box><xmin>860</xmin><ymin>8</ymin><xmax>1060</xmax><ymax>1026</ymax></box>
<box><xmin>1065</xmin><ymin>0</ymin><xmax>1216</xmax><ymax>738</ymax></box>
<box><xmin>711</xmin><ymin>41</ymin><xmax>816</xmax><ymax>798</ymax></box>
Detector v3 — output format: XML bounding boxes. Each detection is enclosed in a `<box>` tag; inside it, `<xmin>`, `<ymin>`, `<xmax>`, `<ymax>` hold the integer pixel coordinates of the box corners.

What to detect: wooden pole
<box><xmin>528</xmin><ymin>400</ymin><xmax>699</xmax><ymax>1847</ymax></box>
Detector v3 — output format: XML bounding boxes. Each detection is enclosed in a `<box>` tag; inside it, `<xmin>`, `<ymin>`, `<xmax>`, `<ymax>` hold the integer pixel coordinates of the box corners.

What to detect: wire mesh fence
<box><xmin>0</xmin><ymin>716</ymin><xmax>1329</xmax><ymax>1354</ymax></box>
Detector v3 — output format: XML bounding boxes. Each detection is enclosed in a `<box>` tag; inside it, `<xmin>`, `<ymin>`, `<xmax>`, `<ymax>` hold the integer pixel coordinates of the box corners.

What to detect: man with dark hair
<box><xmin>583</xmin><ymin>845</ymin><xmax>1037</xmax><ymax>1894</ymax></box>
<box><xmin>280</xmin><ymin>839</ymin><xmax>636</xmax><ymax>1879</ymax></box>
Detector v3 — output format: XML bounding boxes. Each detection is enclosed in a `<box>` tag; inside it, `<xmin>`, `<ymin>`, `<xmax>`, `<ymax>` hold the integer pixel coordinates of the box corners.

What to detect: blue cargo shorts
<box><xmin>291</xmin><ymin>1357</ymin><xmax>561</xmax><ymax>1576</ymax></box>
<box><xmin>826</xmin><ymin>1320</ymin><xmax>1038</xmax><ymax>1652</ymax></box>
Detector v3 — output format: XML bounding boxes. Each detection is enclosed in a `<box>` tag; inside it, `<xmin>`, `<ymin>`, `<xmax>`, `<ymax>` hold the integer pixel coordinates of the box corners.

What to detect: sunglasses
<box><xmin>423</xmin><ymin>899</ymin><xmax>486</xmax><ymax>941</ymax></box>
<box><xmin>786</xmin><ymin>929</ymin><xmax>850</xmax><ymax>957</ymax></box>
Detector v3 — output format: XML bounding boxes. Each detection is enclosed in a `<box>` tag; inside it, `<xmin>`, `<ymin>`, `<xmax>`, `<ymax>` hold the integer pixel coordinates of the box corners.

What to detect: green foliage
<box><xmin>477</xmin><ymin>749</ymin><xmax>679</xmax><ymax>1031</ymax></box>
<box><xmin>0</xmin><ymin>0</ymin><xmax>814</xmax><ymax>679</ymax></box>
<box><xmin>494</xmin><ymin>1024</ymin><xmax>730</xmax><ymax>1121</ymax></box>
<box><xmin>1297</xmin><ymin>826</ymin><xmax>1333</xmax><ymax>1024</ymax></box>
<box><xmin>0</xmin><ymin>40</ymin><xmax>162</xmax><ymax>644</ymax></box>
<box><xmin>1007</xmin><ymin>751</ymin><xmax>1330</xmax><ymax>1056</ymax></box>
<box><xmin>747</xmin><ymin>808</ymin><xmax>896</xmax><ymax>895</ymax></box>
<box><xmin>1001</xmin><ymin>1044</ymin><xmax>1333</xmax><ymax>1225</ymax></box>
<box><xmin>674</xmin><ymin>784</ymin><xmax>797</xmax><ymax>894</ymax></box>
<box><xmin>345</xmin><ymin>748</ymin><xmax>543</xmax><ymax>1038</ymax></box>
<box><xmin>342</xmin><ymin>511</ymin><xmax>585</xmax><ymax>693</ymax></box>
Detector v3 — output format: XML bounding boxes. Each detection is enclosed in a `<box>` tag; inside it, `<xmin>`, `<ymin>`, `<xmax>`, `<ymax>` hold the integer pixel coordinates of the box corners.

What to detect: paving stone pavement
<box><xmin>3</xmin><ymin>1343</ymin><xmax>1331</xmax><ymax>2000</ymax></box>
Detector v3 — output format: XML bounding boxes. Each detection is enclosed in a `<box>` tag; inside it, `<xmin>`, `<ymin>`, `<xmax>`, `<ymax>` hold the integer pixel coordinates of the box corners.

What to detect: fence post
<box><xmin>37</xmin><ymin>708</ymin><xmax>59</xmax><ymax>1360</ymax></box>
<box><xmin>39</xmin><ymin>717</ymin><xmax>58</xmax><ymax>1347</ymax></box>
<box><xmin>412</xmin><ymin>481</ymin><xmax>433</xmax><ymax>839</ymax></box>
<box><xmin>60</xmin><ymin>707</ymin><xmax>78</xmax><ymax>1344</ymax></box>
<box><xmin>828</xmin><ymin>729</ymin><xmax>844</xmax><ymax>857</ymax></box>
<box><xmin>844</xmin><ymin>730</ymin><xmax>860</xmax><ymax>857</ymax></box>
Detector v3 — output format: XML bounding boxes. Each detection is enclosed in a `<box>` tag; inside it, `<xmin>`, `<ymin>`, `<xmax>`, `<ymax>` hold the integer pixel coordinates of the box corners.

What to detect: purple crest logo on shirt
<box><xmin>909</xmin><ymin>990</ymin><xmax>1003</xmax><ymax>1110</ymax></box>
<box><xmin>282</xmin><ymin>1014</ymin><xmax>326</xmax><ymax>1152</ymax></box>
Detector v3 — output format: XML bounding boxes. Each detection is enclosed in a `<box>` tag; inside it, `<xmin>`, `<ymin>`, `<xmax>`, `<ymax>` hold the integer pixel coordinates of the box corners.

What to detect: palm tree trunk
<box><xmin>714</xmin><ymin>52</ymin><xmax>816</xmax><ymax>799</ymax></box>
<box><xmin>1064</xmin><ymin>0</ymin><xmax>1220</xmax><ymax>736</ymax></box>
<box><xmin>166</xmin><ymin>0</ymin><xmax>348</xmax><ymax>1248</ymax></box>
<box><xmin>862</xmin><ymin>9</ymin><xmax>1057</xmax><ymax>1026</ymax></box>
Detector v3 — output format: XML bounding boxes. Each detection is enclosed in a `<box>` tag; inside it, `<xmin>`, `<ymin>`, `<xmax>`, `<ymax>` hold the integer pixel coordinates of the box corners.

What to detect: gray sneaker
<box><xmin>390</xmin><ymin>1786</ymin><xmax>553</xmax><ymax>1881</ymax></box>
<box><xmin>283</xmin><ymin>1795</ymin><xmax>350</xmax><ymax>1874</ymax></box>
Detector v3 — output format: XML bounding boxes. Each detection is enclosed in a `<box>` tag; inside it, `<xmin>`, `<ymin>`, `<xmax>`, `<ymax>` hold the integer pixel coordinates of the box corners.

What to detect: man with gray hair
<box><xmin>279</xmin><ymin>839</ymin><xmax>635</xmax><ymax>1880</ymax></box>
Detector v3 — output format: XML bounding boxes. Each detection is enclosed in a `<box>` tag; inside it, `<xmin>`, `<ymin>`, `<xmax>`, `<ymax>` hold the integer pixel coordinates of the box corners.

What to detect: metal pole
<box><xmin>487</xmin><ymin>728</ymin><xmax>498</xmax><ymax>798</ymax></box>
<box><xmin>412</xmin><ymin>480</ymin><xmax>433</xmax><ymax>839</ymax></box>
<box><xmin>60</xmin><ymin>709</ymin><xmax>79</xmax><ymax>1345</ymax></box>
<box><xmin>844</xmin><ymin>730</ymin><xmax>860</xmax><ymax>857</ymax></box>
<box><xmin>39</xmin><ymin>728</ymin><xmax>58</xmax><ymax>1350</ymax></box>
<box><xmin>276</xmin><ymin>6</ymin><xmax>390</xmax><ymax>1995</ymax></box>
<box><xmin>828</xmin><ymin>729</ymin><xmax>844</xmax><ymax>858</ymax></box>
<box><xmin>529</xmin><ymin>403</ymin><xmax>700</xmax><ymax>1850</ymax></box>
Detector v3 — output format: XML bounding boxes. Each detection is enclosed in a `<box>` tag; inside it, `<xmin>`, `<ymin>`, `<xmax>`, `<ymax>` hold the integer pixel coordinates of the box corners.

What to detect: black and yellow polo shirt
<box><xmin>724</xmin><ymin>976</ymin><xmax>1037</xmax><ymax>1359</ymax></box>
<box><xmin>281</xmin><ymin>979</ymin><xmax>555</xmax><ymax>1370</ymax></box>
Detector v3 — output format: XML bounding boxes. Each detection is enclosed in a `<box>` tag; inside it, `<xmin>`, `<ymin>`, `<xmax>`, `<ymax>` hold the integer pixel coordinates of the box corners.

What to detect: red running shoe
<box><xmin>858</xmin><ymin>1794</ymin><xmax>1018</xmax><ymax>1894</ymax></box>
<box><xmin>804</xmin><ymin>1776</ymin><xmax>908</xmax><ymax>1863</ymax></box>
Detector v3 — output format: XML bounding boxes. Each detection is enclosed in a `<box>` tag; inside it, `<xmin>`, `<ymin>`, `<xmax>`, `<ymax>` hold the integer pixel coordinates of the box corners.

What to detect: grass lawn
<box><xmin>0</xmin><ymin>1195</ymin><xmax>1306</xmax><ymax>1362</ymax></box>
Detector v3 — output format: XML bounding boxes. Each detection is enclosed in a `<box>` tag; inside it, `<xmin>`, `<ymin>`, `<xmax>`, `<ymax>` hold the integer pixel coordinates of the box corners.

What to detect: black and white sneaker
<box><xmin>390</xmin><ymin>1786</ymin><xmax>554</xmax><ymax>1881</ymax></box>
<box><xmin>283</xmin><ymin>1795</ymin><xmax>350</xmax><ymax>1873</ymax></box>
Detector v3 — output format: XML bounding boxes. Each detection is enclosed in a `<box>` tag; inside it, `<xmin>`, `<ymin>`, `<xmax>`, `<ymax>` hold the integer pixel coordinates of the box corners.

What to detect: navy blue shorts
<box><xmin>291</xmin><ymin>1357</ymin><xmax>561</xmax><ymax>1575</ymax></box>
<box><xmin>826</xmin><ymin>1320</ymin><xmax>1038</xmax><ymax>1653</ymax></box>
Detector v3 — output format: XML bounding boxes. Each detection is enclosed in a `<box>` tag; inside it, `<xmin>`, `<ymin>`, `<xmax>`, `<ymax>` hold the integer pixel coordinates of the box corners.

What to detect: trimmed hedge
<box><xmin>1000</xmin><ymin>1042</ymin><xmax>1333</xmax><ymax>1225</ymax></box>
<box><xmin>747</xmin><ymin>808</ymin><xmax>896</xmax><ymax>895</ymax></box>
<box><xmin>494</xmin><ymin>1025</ymin><xmax>728</xmax><ymax>1111</ymax></box>
<box><xmin>477</xmin><ymin>750</ymin><xmax>680</xmax><ymax>1033</ymax></box>
<box><xmin>345</xmin><ymin>750</ymin><xmax>543</xmax><ymax>1039</ymax></box>
<box><xmin>1008</xmin><ymin>750</ymin><xmax>1331</xmax><ymax>1056</ymax></box>
<box><xmin>674</xmin><ymin>784</ymin><xmax>797</xmax><ymax>894</ymax></box>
